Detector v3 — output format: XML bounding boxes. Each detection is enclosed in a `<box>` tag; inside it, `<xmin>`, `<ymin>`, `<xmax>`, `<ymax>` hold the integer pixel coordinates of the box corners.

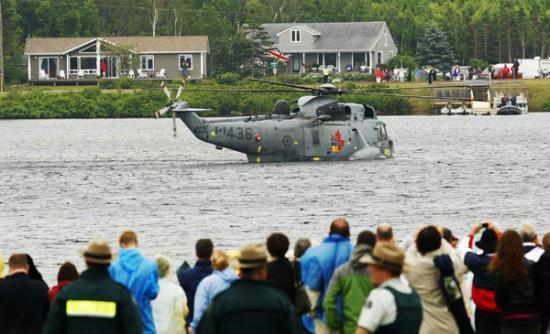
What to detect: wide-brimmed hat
<box><xmin>359</xmin><ymin>242</ymin><xmax>404</xmax><ymax>272</ymax></box>
<box><xmin>238</xmin><ymin>243</ymin><xmax>268</xmax><ymax>269</ymax></box>
<box><xmin>82</xmin><ymin>240</ymin><xmax>112</xmax><ymax>265</ymax></box>
<box><xmin>476</xmin><ymin>229</ymin><xmax>497</xmax><ymax>253</ymax></box>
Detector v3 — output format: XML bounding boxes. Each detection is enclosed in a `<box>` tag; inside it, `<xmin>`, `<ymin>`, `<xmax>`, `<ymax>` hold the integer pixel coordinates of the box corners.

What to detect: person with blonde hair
<box><xmin>191</xmin><ymin>250</ymin><xmax>238</xmax><ymax>333</ymax></box>
<box><xmin>152</xmin><ymin>256</ymin><xmax>188</xmax><ymax>334</ymax></box>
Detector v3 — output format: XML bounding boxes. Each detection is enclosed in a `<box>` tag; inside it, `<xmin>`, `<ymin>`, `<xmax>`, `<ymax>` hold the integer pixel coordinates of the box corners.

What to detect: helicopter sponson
<box><xmin>173</xmin><ymin>95</ymin><xmax>394</xmax><ymax>163</ymax></box>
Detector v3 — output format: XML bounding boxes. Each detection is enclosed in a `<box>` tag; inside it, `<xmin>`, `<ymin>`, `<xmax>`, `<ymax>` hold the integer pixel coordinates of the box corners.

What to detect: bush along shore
<box><xmin>0</xmin><ymin>83</ymin><xmax>411</xmax><ymax>119</ymax></box>
<box><xmin>2</xmin><ymin>78</ymin><xmax>549</xmax><ymax>119</ymax></box>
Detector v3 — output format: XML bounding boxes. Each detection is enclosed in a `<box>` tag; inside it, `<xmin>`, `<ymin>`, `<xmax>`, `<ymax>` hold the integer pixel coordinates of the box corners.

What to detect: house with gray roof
<box><xmin>24</xmin><ymin>36</ymin><xmax>209</xmax><ymax>82</ymax></box>
<box><xmin>261</xmin><ymin>22</ymin><xmax>397</xmax><ymax>73</ymax></box>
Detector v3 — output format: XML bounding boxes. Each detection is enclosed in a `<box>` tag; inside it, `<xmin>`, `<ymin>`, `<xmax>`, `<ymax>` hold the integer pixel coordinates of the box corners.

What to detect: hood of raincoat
<box><xmin>350</xmin><ymin>244</ymin><xmax>373</xmax><ymax>270</ymax></box>
<box><xmin>118</xmin><ymin>248</ymin><xmax>145</xmax><ymax>273</ymax></box>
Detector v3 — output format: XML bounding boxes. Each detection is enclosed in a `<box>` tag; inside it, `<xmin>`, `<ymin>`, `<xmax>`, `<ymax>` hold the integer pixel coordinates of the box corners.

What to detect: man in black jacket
<box><xmin>0</xmin><ymin>253</ymin><xmax>49</xmax><ymax>334</ymax></box>
<box><xmin>198</xmin><ymin>243</ymin><xmax>299</xmax><ymax>334</ymax></box>
<box><xmin>43</xmin><ymin>240</ymin><xmax>142</xmax><ymax>334</ymax></box>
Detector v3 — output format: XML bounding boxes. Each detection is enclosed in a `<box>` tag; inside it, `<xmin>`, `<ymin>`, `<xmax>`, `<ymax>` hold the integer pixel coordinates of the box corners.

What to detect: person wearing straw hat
<box><xmin>197</xmin><ymin>243</ymin><xmax>299</xmax><ymax>334</ymax></box>
<box><xmin>43</xmin><ymin>240</ymin><xmax>142</xmax><ymax>334</ymax></box>
<box><xmin>355</xmin><ymin>242</ymin><xmax>422</xmax><ymax>334</ymax></box>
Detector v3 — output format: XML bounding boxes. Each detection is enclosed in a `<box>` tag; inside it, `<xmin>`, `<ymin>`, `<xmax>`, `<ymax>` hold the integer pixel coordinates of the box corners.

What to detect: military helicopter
<box><xmin>155</xmin><ymin>79</ymin><xmax>479</xmax><ymax>163</ymax></box>
<box><xmin>156</xmin><ymin>79</ymin><xmax>395</xmax><ymax>163</ymax></box>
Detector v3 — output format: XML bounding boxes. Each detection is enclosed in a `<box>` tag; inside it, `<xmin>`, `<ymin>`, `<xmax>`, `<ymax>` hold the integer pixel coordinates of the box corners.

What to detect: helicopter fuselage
<box><xmin>176</xmin><ymin>98</ymin><xmax>393</xmax><ymax>163</ymax></box>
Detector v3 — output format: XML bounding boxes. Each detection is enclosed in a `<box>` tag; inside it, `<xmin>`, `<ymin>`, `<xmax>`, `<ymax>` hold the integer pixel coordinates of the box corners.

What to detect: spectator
<box><xmin>323</xmin><ymin>230</ymin><xmax>376</xmax><ymax>334</ymax></box>
<box><xmin>519</xmin><ymin>223</ymin><xmax>545</xmax><ymax>263</ymax></box>
<box><xmin>48</xmin><ymin>262</ymin><xmax>79</xmax><ymax>302</ymax></box>
<box><xmin>375</xmin><ymin>68</ymin><xmax>383</xmax><ymax>83</ymax></box>
<box><xmin>305</xmin><ymin>218</ymin><xmax>352</xmax><ymax>334</ymax></box>
<box><xmin>0</xmin><ymin>251</ymin><xmax>4</xmax><ymax>279</ymax></box>
<box><xmin>152</xmin><ymin>256</ymin><xmax>188</xmax><ymax>334</ymax></box>
<box><xmin>464</xmin><ymin>223</ymin><xmax>501</xmax><ymax>334</ymax></box>
<box><xmin>294</xmin><ymin>238</ymin><xmax>314</xmax><ymax>334</ymax></box>
<box><xmin>443</xmin><ymin>228</ymin><xmax>459</xmax><ymax>248</ymax></box>
<box><xmin>109</xmin><ymin>230</ymin><xmax>159</xmax><ymax>334</ymax></box>
<box><xmin>489</xmin><ymin>229</ymin><xmax>541</xmax><ymax>333</ymax></box>
<box><xmin>44</xmin><ymin>240</ymin><xmax>142</xmax><ymax>334</ymax></box>
<box><xmin>191</xmin><ymin>250</ymin><xmax>238</xmax><ymax>332</ymax></box>
<box><xmin>513</xmin><ymin>59</ymin><xmax>520</xmax><ymax>79</ymax></box>
<box><xmin>266</xmin><ymin>232</ymin><xmax>296</xmax><ymax>300</ymax></box>
<box><xmin>404</xmin><ymin>226</ymin><xmax>465</xmax><ymax>334</ymax></box>
<box><xmin>376</xmin><ymin>223</ymin><xmax>394</xmax><ymax>244</ymax></box>
<box><xmin>197</xmin><ymin>243</ymin><xmax>298</xmax><ymax>334</ymax></box>
<box><xmin>537</xmin><ymin>232</ymin><xmax>550</xmax><ymax>334</ymax></box>
<box><xmin>25</xmin><ymin>254</ymin><xmax>48</xmax><ymax>288</ymax></box>
<box><xmin>323</xmin><ymin>66</ymin><xmax>331</xmax><ymax>84</ymax></box>
<box><xmin>295</xmin><ymin>238</ymin><xmax>312</xmax><ymax>259</ymax></box>
<box><xmin>178</xmin><ymin>238</ymin><xmax>214</xmax><ymax>324</ymax></box>
<box><xmin>0</xmin><ymin>253</ymin><xmax>49</xmax><ymax>334</ymax></box>
<box><xmin>502</xmin><ymin>64</ymin><xmax>510</xmax><ymax>79</ymax></box>
<box><xmin>356</xmin><ymin>242</ymin><xmax>423</xmax><ymax>334</ymax></box>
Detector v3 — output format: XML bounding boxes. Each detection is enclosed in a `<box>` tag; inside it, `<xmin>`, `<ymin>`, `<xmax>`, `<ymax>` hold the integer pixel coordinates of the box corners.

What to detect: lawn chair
<box><xmin>59</xmin><ymin>70</ymin><xmax>66</xmax><ymax>79</ymax></box>
<box><xmin>39</xmin><ymin>70</ymin><xmax>47</xmax><ymax>79</ymax></box>
<box><xmin>156</xmin><ymin>68</ymin><xmax>166</xmax><ymax>79</ymax></box>
<box><xmin>137</xmin><ymin>69</ymin><xmax>148</xmax><ymax>79</ymax></box>
<box><xmin>77</xmin><ymin>70</ymin><xmax>84</xmax><ymax>79</ymax></box>
<box><xmin>128</xmin><ymin>69</ymin><xmax>135</xmax><ymax>78</ymax></box>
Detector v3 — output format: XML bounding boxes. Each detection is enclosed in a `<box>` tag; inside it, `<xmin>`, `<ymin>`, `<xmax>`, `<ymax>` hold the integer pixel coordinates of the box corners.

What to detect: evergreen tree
<box><xmin>416</xmin><ymin>26</ymin><xmax>455</xmax><ymax>70</ymax></box>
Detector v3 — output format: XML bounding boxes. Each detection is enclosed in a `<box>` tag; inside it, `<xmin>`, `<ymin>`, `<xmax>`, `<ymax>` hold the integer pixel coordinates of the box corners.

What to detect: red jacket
<box><xmin>47</xmin><ymin>280</ymin><xmax>71</xmax><ymax>302</ymax></box>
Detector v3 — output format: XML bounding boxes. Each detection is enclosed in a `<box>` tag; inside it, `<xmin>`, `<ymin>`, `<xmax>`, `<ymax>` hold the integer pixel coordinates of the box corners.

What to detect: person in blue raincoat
<box><xmin>304</xmin><ymin>218</ymin><xmax>352</xmax><ymax>334</ymax></box>
<box><xmin>109</xmin><ymin>230</ymin><xmax>159</xmax><ymax>334</ymax></box>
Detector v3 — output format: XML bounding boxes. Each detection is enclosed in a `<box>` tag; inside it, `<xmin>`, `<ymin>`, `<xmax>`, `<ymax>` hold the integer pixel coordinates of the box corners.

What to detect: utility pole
<box><xmin>0</xmin><ymin>0</ymin><xmax>4</xmax><ymax>92</ymax></box>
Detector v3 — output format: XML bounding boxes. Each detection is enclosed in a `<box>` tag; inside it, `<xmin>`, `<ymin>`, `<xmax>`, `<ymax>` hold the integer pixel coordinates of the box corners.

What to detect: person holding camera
<box><xmin>464</xmin><ymin>222</ymin><xmax>502</xmax><ymax>334</ymax></box>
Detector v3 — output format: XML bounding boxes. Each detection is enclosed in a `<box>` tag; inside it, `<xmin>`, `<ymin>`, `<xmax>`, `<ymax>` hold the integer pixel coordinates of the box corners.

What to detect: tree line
<box><xmin>2</xmin><ymin>0</ymin><xmax>550</xmax><ymax>84</ymax></box>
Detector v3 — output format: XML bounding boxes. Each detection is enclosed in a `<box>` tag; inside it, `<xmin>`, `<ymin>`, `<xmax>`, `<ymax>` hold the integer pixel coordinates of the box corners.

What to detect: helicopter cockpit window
<box><xmin>378</xmin><ymin>124</ymin><xmax>388</xmax><ymax>141</ymax></box>
<box><xmin>363</xmin><ymin>105</ymin><xmax>376</xmax><ymax>119</ymax></box>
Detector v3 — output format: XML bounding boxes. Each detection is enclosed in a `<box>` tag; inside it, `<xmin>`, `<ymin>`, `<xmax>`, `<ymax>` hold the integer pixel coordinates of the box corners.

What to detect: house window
<box><xmin>378</xmin><ymin>52</ymin><xmax>382</xmax><ymax>64</ymax></box>
<box><xmin>69</xmin><ymin>57</ymin><xmax>79</xmax><ymax>74</ymax></box>
<box><xmin>366</xmin><ymin>53</ymin><xmax>370</xmax><ymax>67</ymax></box>
<box><xmin>140</xmin><ymin>55</ymin><xmax>154</xmax><ymax>70</ymax></box>
<box><xmin>80</xmin><ymin>57</ymin><xmax>97</xmax><ymax>74</ymax></box>
<box><xmin>179</xmin><ymin>54</ymin><xmax>193</xmax><ymax>70</ymax></box>
<box><xmin>291</xmin><ymin>30</ymin><xmax>301</xmax><ymax>43</ymax></box>
<box><xmin>384</xmin><ymin>28</ymin><xmax>388</xmax><ymax>46</ymax></box>
<box><xmin>80</xmin><ymin>44</ymin><xmax>97</xmax><ymax>53</ymax></box>
<box><xmin>39</xmin><ymin>57</ymin><xmax>58</xmax><ymax>79</ymax></box>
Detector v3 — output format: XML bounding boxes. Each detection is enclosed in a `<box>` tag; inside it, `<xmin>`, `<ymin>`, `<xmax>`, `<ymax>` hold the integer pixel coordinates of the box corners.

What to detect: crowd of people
<box><xmin>0</xmin><ymin>219</ymin><xmax>548</xmax><ymax>334</ymax></box>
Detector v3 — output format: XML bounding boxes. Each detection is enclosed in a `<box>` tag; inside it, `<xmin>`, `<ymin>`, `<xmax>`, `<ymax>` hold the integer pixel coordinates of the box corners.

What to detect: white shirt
<box><xmin>524</xmin><ymin>242</ymin><xmax>545</xmax><ymax>262</ymax></box>
<box><xmin>357</xmin><ymin>278</ymin><xmax>412</xmax><ymax>332</ymax></box>
<box><xmin>152</xmin><ymin>277</ymin><xmax>188</xmax><ymax>334</ymax></box>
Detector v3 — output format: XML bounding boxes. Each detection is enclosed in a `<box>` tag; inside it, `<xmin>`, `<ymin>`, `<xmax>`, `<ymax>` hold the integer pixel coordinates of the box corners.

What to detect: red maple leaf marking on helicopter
<box><xmin>331</xmin><ymin>131</ymin><xmax>346</xmax><ymax>152</ymax></box>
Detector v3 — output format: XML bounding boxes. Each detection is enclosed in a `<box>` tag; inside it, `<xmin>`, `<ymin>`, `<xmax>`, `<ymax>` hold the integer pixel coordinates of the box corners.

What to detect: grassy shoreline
<box><xmin>1</xmin><ymin>79</ymin><xmax>549</xmax><ymax>118</ymax></box>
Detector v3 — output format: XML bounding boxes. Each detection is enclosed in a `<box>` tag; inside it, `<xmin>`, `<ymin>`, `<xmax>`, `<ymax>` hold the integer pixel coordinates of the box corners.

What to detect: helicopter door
<box><xmin>275</xmin><ymin>126</ymin><xmax>304</xmax><ymax>160</ymax></box>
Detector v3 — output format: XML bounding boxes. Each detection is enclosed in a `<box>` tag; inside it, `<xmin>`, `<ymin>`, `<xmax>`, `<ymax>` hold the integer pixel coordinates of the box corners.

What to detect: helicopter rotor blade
<box><xmin>175</xmin><ymin>85</ymin><xmax>184</xmax><ymax>99</ymax></box>
<box><xmin>163</xmin><ymin>85</ymin><xmax>172</xmax><ymax>100</ymax></box>
<box><xmin>346</xmin><ymin>92</ymin><xmax>472</xmax><ymax>101</ymax></box>
<box><xmin>247</xmin><ymin>78</ymin><xmax>322</xmax><ymax>93</ymax></box>
<box><xmin>155</xmin><ymin>106</ymin><xmax>170</xmax><ymax>118</ymax></box>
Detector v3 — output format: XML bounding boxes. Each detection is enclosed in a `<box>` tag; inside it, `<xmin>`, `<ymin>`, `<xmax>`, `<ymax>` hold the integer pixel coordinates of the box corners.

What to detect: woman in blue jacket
<box><xmin>191</xmin><ymin>250</ymin><xmax>238</xmax><ymax>333</ymax></box>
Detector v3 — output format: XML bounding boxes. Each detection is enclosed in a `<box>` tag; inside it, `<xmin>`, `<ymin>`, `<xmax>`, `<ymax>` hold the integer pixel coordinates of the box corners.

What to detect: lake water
<box><xmin>1</xmin><ymin>115</ymin><xmax>549</xmax><ymax>284</ymax></box>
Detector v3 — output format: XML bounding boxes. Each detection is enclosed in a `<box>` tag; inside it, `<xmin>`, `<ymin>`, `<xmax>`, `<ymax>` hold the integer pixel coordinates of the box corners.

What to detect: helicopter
<box><xmin>155</xmin><ymin>79</ymin><xmax>481</xmax><ymax>163</ymax></box>
<box><xmin>156</xmin><ymin>79</ymin><xmax>395</xmax><ymax>163</ymax></box>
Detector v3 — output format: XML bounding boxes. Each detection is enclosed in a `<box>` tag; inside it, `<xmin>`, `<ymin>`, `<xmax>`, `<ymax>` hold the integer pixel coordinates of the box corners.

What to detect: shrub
<box><xmin>216</xmin><ymin>72</ymin><xmax>241</xmax><ymax>85</ymax></box>
<box><xmin>544</xmin><ymin>97</ymin><xmax>550</xmax><ymax>112</ymax></box>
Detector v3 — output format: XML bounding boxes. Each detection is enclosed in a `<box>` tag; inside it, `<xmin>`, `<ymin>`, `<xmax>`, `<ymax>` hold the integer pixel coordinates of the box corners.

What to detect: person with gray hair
<box><xmin>519</xmin><ymin>223</ymin><xmax>545</xmax><ymax>263</ymax></box>
<box><xmin>152</xmin><ymin>256</ymin><xmax>188</xmax><ymax>334</ymax></box>
<box><xmin>376</xmin><ymin>223</ymin><xmax>394</xmax><ymax>244</ymax></box>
